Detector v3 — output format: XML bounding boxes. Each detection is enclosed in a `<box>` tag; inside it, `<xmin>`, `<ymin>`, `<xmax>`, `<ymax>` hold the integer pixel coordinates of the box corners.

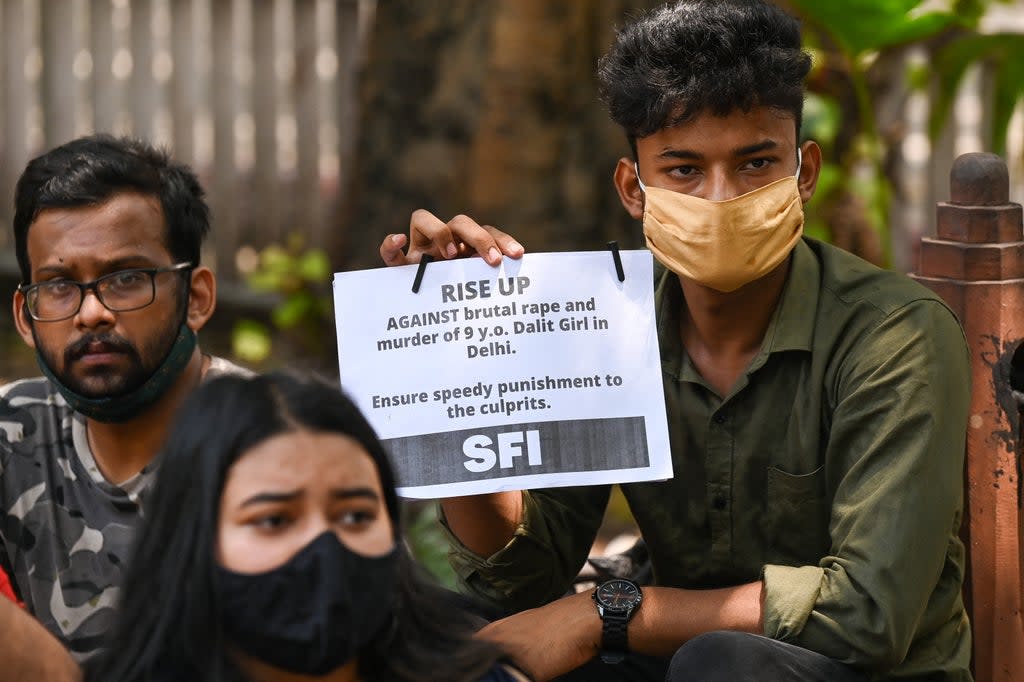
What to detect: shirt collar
<box><xmin>657</xmin><ymin>238</ymin><xmax>820</xmax><ymax>382</ymax></box>
<box><xmin>759</xmin><ymin>238</ymin><xmax>819</xmax><ymax>355</ymax></box>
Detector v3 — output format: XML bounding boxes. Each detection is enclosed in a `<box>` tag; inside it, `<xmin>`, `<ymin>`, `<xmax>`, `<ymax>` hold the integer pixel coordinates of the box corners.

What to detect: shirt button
<box><xmin>712</xmin><ymin>413</ymin><xmax>726</xmax><ymax>424</ymax></box>
<box><xmin>712</xmin><ymin>495</ymin><xmax>728</xmax><ymax>510</ymax></box>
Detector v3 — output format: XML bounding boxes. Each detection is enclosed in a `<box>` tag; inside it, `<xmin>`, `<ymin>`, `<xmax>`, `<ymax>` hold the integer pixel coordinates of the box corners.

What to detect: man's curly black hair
<box><xmin>597</xmin><ymin>0</ymin><xmax>811</xmax><ymax>152</ymax></box>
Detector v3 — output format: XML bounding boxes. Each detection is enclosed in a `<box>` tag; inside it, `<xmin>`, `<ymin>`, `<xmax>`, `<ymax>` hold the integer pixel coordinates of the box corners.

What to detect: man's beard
<box><xmin>33</xmin><ymin>320</ymin><xmax>178</xmax><ymax>399</ymax></box>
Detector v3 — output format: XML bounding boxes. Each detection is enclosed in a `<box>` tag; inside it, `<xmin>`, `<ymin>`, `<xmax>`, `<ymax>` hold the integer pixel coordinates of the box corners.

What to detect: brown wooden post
<box><xmin>913</xmin><ymin>152</ymin><xmax>1024</xmax><ymax>681</ymax></box>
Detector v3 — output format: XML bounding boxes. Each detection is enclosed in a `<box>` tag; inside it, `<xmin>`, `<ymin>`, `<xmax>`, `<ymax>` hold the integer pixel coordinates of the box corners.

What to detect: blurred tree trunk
<box><xmin>340</xmin><ymin>0</ymin><xmax>661</xmax><ymax>270</ymax></box>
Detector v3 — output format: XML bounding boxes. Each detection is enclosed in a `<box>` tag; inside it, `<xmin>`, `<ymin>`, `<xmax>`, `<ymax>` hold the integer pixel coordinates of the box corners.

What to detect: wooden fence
<box><xmin>0</xmin><ymin>0</ymin><xmax>373</xmax><ymax>296</ymax></box>
<box><xmin>2</xmin><ymin>0</ymin><xmax>1024</xmax><ymax>285</ymax></box>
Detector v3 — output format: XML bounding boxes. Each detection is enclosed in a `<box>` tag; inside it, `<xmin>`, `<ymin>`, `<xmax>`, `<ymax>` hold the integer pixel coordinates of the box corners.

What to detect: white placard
<box><xmin>333</xmin><ymin>251</ymin><xmax>671</xmax><ymax>498</ymax></box>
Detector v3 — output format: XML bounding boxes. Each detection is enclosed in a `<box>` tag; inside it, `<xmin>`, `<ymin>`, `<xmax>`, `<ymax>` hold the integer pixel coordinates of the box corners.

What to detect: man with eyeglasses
<box><xmin>0</xmin><ymin>134</ymin><xmax>246</xmax><ymax>678</ymax></box>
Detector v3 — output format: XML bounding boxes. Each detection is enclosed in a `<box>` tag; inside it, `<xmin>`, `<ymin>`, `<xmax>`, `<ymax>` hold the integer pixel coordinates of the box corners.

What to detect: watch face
<box><xmin>595</xmin><ymin>579</ymin><xmax>642</xmax><ymax>611</ymax></box>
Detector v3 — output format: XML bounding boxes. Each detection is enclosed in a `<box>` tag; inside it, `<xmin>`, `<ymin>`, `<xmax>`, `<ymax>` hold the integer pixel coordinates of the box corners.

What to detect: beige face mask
<box><xmin>637</xmin><ymin>151</ymin><xmax>804</xmax><ymax>293</ymax></box>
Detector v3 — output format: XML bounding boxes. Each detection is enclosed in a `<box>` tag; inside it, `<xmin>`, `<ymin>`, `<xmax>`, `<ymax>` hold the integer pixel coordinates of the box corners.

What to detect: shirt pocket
<box><xmin>764</xmin><ymin>464</ymin><xmax>829</xmax><ymax>566</ymax></box>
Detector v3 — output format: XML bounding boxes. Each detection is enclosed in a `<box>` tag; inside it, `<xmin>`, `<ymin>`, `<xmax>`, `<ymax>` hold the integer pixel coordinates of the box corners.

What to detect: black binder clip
<box><xmin>608</xmin><ymin>241</ymin><xmax>625</xmax><ymax>282</ymax></box>
<box><xmin>412</xmin><ymin>254</ymin><xmax>433</xmax><ymax>293</ymax></box>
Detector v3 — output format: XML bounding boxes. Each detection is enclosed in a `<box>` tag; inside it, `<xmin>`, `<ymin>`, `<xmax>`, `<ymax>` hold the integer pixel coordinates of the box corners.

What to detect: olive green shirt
<box><xmin>445</xmin><ymin>239</ymin><xmax>972</xmax><ymax>680</ymax></box>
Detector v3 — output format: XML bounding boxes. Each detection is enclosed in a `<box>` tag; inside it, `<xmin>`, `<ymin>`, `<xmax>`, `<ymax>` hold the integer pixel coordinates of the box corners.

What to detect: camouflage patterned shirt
<box><xmin>0</xmin><ymin>357</ymin><xmax>245</xmax><ymax>661</ymax></box>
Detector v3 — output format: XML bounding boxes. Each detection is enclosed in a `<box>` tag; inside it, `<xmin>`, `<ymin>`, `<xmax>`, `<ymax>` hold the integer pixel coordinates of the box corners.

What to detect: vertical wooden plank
<box><xmin>329</xmin><ymin>0</ymin><xmax>362</xmax><ymax>262</ymax></box>
<box><xmin>170</xmin><ymin>0</ymin><xmax>196</xmax><ymax>160</ymax></box>
<box><xmin>293</xmin><ymin>0</ymin><xmax>319</xmax><ymax>240</ymax></box>
<box><xmin>190</xmin><ymin>0</ymin><xmax>214</xmax><ymax>170</ymax></box>
<box><xmin>232</xmin><ymin>0</ymin><xmax>256</xmax><ymax>250</ymax></box>
<box><xmin>0</xmin><ymin>1</ymin><xmax>10</xmax><ymax>255</ymax></box>
<box><xmin>41</xmin><ymin>0</ymin><xmax>76</xmax><ymax>145</ymax></box>
<box><xmin>4</xmin><ymin>0</ymin><xmax>46</xmax><ymax>256</ymax></box>
<box><xmin>90</xmin><ymin>0</ymin><xmax>116</xmax><ymax>133</ymax></box>
<box><xmin>69</xmin><ymin>0</ymin><xmax>93</xmax><ymax>137</ymax></box>
<box><xmin>190</xmin><ymin>0</ymin><xmax>217</xmax><ymax>269</ymax></box>
<box><xmin>23</xmin><ymin>0</ymin><xmax>45</xmax><ymax>156</ymax></box>
<box><xmin>334</xmin><ymin>0</ymin><xmax>362</xmax><ymax>194</ymax></box>
<box><xmin>251</xmin><ymin>0</ymin><xmax>278</xmax><ymax>244</ymax></box>
<box><xmin>149</xmin><ymin>0</ymin><xmax>175</xmax><ymax>146</ymax></box>
<box><xmin>131</xmin><ymin>0</ymin><xmax>156</xmax><ymax>140</ymax></box>
<box><xmin>274</xmin><ymin>0</ymin><xmax>296</xmax><ymax>244</ymax></box>
<box><xmin>311</xmin><ymin>0</ymin><xmax>336</xmax><ymax>248</ymax></box>
<box><xmin>233</xmin><ymin>0</ymin><xmax>254</xmax><ymax>175</ymax></box>
<box><xmin>0</xmin><ymin>1</ymin><xmax>27</xmax><ymax>254</ymax></box>
<box><xmin>108</xmin><ymin>0</ymin><xmax>134</xmax><ymax>135</ymax></box>
<box><xmin>0</xmin><ymin>4</ymin><xmax>6</xmax><ymax>195</ymax></box>
<box><xmin>211</xmin><ymin>0</ymin><xmax>238</xmax><ymax>278</ymax></box>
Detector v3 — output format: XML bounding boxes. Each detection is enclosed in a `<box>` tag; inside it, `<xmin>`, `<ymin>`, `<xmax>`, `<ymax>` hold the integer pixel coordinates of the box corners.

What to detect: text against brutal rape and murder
<box><xmin>371</xmin><ymin>276</ymin><xmax>619</xmax><ymax>421</ymax></box>
<box><xmin>376</xmin><ymin>276</ymin><xmax>609</xmax><ymax>358</ymax></box>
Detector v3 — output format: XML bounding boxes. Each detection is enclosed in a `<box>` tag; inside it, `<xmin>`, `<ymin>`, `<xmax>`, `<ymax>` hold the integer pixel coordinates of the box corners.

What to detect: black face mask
<box><xmin>215</xmin><ymin>531</ymin><xmax>398</xmax><ymax>676</ymax></box>
<box><xmin>36</xmin><ymin>323</ymin><xmax>197</xmax><ymax>423</ymax></box>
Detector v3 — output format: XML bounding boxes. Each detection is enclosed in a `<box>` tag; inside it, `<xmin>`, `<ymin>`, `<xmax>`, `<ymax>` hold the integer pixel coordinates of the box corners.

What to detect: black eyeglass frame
<box><xmin>18</xmin><ymin>262</ymin><xmax>194</xmax><ymax>322</ymax></box>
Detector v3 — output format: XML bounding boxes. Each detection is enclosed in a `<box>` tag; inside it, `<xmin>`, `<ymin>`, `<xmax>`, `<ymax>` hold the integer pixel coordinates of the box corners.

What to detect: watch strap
<box><xmin>599</xmin><ymin>611</ymin><xmax>630</xmax><ymax>664</ymax></box>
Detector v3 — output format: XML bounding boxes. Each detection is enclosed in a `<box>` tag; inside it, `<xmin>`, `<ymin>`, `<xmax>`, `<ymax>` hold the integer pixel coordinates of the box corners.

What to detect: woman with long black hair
<box><xmin>86</xmin><ymin>371</ymin><xmax>529</xmax><ymax>682</ymax></box>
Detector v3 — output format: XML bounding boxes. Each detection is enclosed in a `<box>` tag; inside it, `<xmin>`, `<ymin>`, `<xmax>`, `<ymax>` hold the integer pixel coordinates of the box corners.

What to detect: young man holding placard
<box><xmin>380</xmin><ymin>2</ymin><xmax>971</xmax><ymax>680</ymax></box>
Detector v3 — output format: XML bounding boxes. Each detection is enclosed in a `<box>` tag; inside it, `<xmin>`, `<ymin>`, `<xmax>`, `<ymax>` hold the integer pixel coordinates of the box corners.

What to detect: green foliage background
<box><xmin>790</xmin><ymin>0</ymin><xmax>1023</xmax><ymax>266</ymax></box>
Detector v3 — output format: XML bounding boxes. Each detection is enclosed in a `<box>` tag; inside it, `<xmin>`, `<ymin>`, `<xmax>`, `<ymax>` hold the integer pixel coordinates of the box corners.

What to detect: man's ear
<box><xmin>614</xmin><ymin>157</ymin><xmax>645</xmax><ymax>221</ymax></box>
<box><xmin>185</xmin><ymin>267</ymin><xmax>216</xmax><ymax>332</ymax></box>
<box><xmin>12</xmin><ymin>291</ymin><xmax>36</xmax><ymax>349</ymax></box>
<box><xmin>797</xmin><ymin>140</ymin><xmax>823</xmax><ymax>204</ymax></box>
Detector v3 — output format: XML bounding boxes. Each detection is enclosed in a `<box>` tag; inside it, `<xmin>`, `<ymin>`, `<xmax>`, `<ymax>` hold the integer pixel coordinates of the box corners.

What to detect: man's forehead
<box><xmin>639</xmin><ymin>107</ymin><xmax>797</xmax><ymax>153</ymax></box>
<box><xmin>32</xmin><ymin>191</ymin><xmax>164</xmax><ymax>226</ymax></box>
<box><xmin>26</xmin><ymin>193</ymin><xmax>170</xmax><ymax>272</ymax></box>
<box><xmin>665</xmin><ymin>101</ymin><xmax>797</xmax><ymax>126</ymax></box>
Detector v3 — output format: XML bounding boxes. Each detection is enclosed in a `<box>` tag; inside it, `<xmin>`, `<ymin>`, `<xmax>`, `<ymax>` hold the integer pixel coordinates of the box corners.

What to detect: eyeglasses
<box><xmin>19</xmin><ymin>262</ymin><xmax>194</xmax><ymax>322</ymax></box>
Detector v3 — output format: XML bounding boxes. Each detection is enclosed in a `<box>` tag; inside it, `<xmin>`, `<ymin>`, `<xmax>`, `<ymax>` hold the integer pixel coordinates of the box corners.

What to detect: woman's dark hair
<box><xmin>86</xmin><ymin>371</ymin><xmax>505</xmax><ymax>682</ymax></box>
<box><xmin>13</xmin><ymin>133</ymin><xmax>210</xmax><ymax>283</ymax></box>
<box><xmin>597</xmin><ymin>0</ymin><xmax>812</xmax><ymax>152</ymax></box>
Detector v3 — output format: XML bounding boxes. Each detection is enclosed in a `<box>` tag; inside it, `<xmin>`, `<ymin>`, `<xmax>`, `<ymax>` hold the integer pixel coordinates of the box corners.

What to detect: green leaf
<box><xmin>952</xmin><ymin>0</ymin><xmax>987</xmax><ymax>26</ymax></box>
<box><xmin>297</xmin><ymin>248</ymin><xmax>331</xmax><ymax>283</ymax></box>
<box><xmin>791</xmin><ymin>0</ymin><xmax>962</xmax><ymax>56</ymax></box>
<box><xmin>905</xmin><ymin>60</ymin><xmax>930</xmax><ymax>92</ymax></box>
<box><xmin>272</xmin><ymin>293</ymin><xmax>314</xmax><ymax>329</ymax></box>
<box><xmin>803</xmin><ymin>216</ymin><xmax>831</xmax><ymax>243</ymax></box>
<box><xmin>246</xmin><ymin>269</ymin><xmax>284</xmax><ymax>292</ymax></box>
<box><xmin>260</xmin><ymin>245</ymin><xmax>295</xmax><ymax>275</ymax></box>
<box><xmin>930</xmin><ymin>33</ymin><xmax>1024</xmax><ymax>146</ymax></box>
<box><xmin>850</xmin><ymin>167</ymin><xmax>893</xmax><ymax>266</ymax></box>
<box><xmin>232</xmin><ymin>320</ymin><xmax>272</xmax><ymax>364</ymax></box>
<box><xmin>867</xmin><ymin>13</ymin><xmax>961</xmax><ymax>53</ymax></box>
<box><xmin>988</xmin><ymin>48</ymin><xmax>1024</xmax><ymax>156</ymax></box>
<box><xmin>802</xmin><ymin>93</ymin><xmax>841</xmax><ymax>150</ymax></box>
<box><xmin>928</xmin><ymin>34</ymin><xmax>989</xmax><ymax>140</ymax></box>
<box><xmin>803</xmin><ymin>163</ymin><xmax>844</xmax><ymax>245</ymax></box>
<box><xmin>808</xmin><ymin>163</ymin><xmax>844</xmax><ymax>207</ymax></box>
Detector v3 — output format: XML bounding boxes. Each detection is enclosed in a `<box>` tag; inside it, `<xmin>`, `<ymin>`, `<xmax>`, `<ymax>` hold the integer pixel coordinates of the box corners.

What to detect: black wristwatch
<box><xmin>592</xmin><ymin>578</ymin><xmax>643</xmax><ymax>664</ymax></box>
